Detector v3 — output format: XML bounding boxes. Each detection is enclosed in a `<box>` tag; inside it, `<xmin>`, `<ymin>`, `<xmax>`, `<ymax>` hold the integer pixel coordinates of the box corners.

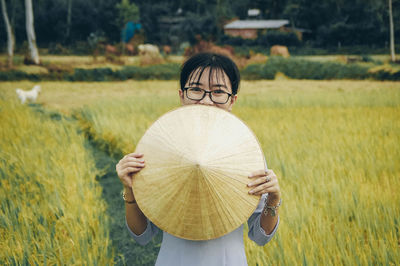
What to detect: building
<box><xmin>223</xmin><ymin>19</ymin><xmax>306</xmax><ymax>40</ymax></box>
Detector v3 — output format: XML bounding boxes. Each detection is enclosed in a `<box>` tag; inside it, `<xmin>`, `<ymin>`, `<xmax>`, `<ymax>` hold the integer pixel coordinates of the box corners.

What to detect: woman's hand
<box><xmin>247</xmin><ymin>169</ymin><xmax>281</xmax><ymax>199</ymax></box>
<box><xmin>116</xmin><ymin>152</ymin><xmax>145</xmax><ymax>188</ymax></box>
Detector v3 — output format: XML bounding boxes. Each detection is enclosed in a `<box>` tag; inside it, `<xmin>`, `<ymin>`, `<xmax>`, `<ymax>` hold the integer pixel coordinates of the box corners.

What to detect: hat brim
<box><xmin>132</xmin><ymin>105</ymin><xmax>265</xmax><ymax>240</ymax></box>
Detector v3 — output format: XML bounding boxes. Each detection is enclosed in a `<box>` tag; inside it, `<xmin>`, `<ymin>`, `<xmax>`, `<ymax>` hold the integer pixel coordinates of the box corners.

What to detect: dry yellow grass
<box><xmin>0</xmin><ymin>98</ymin><xmax>114</xmax><ymax>264</ymax></box>
<box><xmin>1</xmin><ymin>80</ymin><xmax>399</xmax><ymax>264</ymax></box>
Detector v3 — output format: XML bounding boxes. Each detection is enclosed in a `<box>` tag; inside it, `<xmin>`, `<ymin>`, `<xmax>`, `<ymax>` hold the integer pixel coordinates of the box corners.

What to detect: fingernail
<box><xmin>248</xmin><ymin>174</ymin><xmax>252</xmax><ymax>178</ymax></box>
<box><xmin>247</xmin><ymin>183</ymin><xmax>253</xmax><ymax>187</ymax></box>
<box><xmin>249</xmin><ymin>190</ymin><xmax>254</xmax><ymax>194</ymax></box>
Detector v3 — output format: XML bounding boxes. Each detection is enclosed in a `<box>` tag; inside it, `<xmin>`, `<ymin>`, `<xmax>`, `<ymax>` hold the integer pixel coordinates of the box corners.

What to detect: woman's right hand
<box><xmin>116</xmin><ymin>152</ymin><xmax>145</xmax><ymax>188</ymax></box>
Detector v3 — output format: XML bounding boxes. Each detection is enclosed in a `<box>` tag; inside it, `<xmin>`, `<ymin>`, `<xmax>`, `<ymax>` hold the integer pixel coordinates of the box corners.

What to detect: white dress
<box><xmin>126</xmin><ymin>192</ymin><xmax>279</xmax><ymax>266</ymax></box>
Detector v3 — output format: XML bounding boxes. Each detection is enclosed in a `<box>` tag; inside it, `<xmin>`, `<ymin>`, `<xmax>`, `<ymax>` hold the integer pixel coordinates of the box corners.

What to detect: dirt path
<box><xmin>85</xmin><ymin>138</ymin><xmax>161</xmax><ymax>265</ymax></box>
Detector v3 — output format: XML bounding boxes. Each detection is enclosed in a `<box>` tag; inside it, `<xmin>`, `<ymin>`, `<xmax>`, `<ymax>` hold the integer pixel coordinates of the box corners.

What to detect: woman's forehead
<box><xmin>187</xmin><ymin>67</ymin><xmax>231</xmax><ymax>87</ymax></box>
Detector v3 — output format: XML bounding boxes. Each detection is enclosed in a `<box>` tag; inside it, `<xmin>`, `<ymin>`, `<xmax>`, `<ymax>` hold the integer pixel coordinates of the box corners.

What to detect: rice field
<box><xmin>0</xmin><ymin>99</ymin><xmax>114</xmax><ymax>264</ymax></box>
<box><xmin>1</xmin><ymin>80</ymin><xmax>399</xmax><ymax>265</ymax></box>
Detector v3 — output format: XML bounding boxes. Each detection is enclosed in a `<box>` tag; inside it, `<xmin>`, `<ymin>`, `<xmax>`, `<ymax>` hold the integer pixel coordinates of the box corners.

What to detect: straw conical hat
<box><xmin>132</xmin><ymin>105</ymin><xmax>265</xmax><ymax>240</ymax></box>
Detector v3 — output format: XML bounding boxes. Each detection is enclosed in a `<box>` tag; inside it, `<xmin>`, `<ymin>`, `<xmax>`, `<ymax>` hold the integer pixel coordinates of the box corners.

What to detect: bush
<box><xmin>242</xmin><ymin>63</ymin><xmax>274</xmax><ymax>80</ymax></box>
<box><xmin>117</xmin><ymin>64</ymin><xmax>180</xmax><ymax>80</ymax></box>
<box><xmin>1</xmin><ymin>61</ymin><xmax>398</xmax><ymax>81</ymax></box>
<box><xmin>48</xmin><ymin>43</ymin><xmax>71</xmax><ymax>55</ymax></box>
<box><xmin>270</xmin><ymin>57</ymin><xmax>369</xmax><ymax>79</ymax></box>
<box><xmin>368</xmin><ymin>65</ymin><xmax>400</xmax><ymax>81</ymax></box>
<box><xmin>258</xmin><ymin>31</ymin><xmax>301</xmax><ymax>47</ymax></box>
<box><xmin>242</xmin><ymin>57</ymin><xmax>373</xmax><ymax>80</ymax></box>
<box><xmin>65</xmin><ymin>64</ymin><xmax>181</xmax><ymax>81</ymax></box>
<box><xmin>69</xmin><ymin>41</ymin><xmax>94</xmax><ymax>55</ymax></box>
<box><xmin>66</xmin><ymin>68</ymin><xmax>114</xmax><ymax>81</ymax></box>
<box><xmin>0</xmin><ymin>70</ymin><xmax>41</xmax><ymax>81</ymax></box>
<box><xmin>220</xmin><ymin>35</ymin><xmax>256</xmax><ymax>47</ymax></box>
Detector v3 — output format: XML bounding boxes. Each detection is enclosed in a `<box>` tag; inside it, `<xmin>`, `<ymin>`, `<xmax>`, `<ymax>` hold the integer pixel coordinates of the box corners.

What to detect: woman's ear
<box><xmin>231</xmin><ymin>95</ymin><xmax>238</xmax><ymax>104</ymax></box>
<box><xmin>179</xmin><ymin>90</ymin><xmax>184</xmax><ymax>104</ymax></box>
<box><xmin>228</xmin><ymin>95</ymin><xmax>238</xmax><ymax>112</ymax></box>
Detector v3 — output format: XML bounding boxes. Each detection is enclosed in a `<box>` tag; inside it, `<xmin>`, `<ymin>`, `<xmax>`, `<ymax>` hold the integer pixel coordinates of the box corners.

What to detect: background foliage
<box><xmin>1</xmin><ymin>0</ymin><xmax>399</xmax><ymax>51</ymax></box>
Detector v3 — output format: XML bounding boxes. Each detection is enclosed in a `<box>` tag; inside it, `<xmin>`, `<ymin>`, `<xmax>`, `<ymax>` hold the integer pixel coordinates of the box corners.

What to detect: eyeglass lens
<box><xmin>186</xmin><ymin>88</ymin><xmax>230</xmax><ymax>104</ymax></box>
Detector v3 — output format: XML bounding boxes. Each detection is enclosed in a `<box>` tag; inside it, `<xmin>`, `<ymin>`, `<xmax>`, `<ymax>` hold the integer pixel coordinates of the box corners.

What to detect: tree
<box><xmin>65</xmin><ymin>0</ymin><xmax>72</xmax><ymax>42</ymax></box>
<box><xmin>1</xmin><ymin>0</ymin><xmax>14</xmax><ymax>67</ymax></box>
<box><xmin>258</xmin><ymin>0</ymin><xmax>287</xmax><ymax>19</ymax></box>
<box><xmin>25</xmin><ymin>0</ymin><xmax>40</xmax><ymax>64</ymax></box>
<box><xmin>389</xmin><ymin>0</ymin><xmax>396</xmax><ymax>61</ymax></box>
<box><xmin>116</xmin><ymin>0</ymin><xmax>139</xmax><ymax>28</ymax></box>
<box><xmin>137</xmin><ymin>1</ymin><xmax>170</xmax><ymax>44</ymax></box>
<box><xmin>116</xmin><ymin>0</ymin><xmax>140</xmax><ymax>54</ymax></box>
<box><xmin>215</xmin><ymin>0</ymin><xmax>231</xmax><ymax>41</ymax></box>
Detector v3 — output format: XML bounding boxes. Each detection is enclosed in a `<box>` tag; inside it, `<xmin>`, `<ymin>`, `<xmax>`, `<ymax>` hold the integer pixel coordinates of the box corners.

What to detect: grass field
<box><xmin>1</xmin><ymin>80</ymin><xmax>399</xmax><ymax>265</ymax></box>
<box><xmin>0</xmin><ymin>99</ymin><xmax>114</xmax><ymax>264</ymax></box>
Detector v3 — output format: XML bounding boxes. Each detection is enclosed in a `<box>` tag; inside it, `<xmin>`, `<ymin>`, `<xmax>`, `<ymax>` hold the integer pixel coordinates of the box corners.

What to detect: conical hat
<box><xmin>132</xmin><ymin>105</ymin><xmax>265</xmax><ymax>240</ymax></box>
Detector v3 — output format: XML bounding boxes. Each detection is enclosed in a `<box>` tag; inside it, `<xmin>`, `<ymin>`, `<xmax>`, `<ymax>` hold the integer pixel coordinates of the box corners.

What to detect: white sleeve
<box><xmin>125</xmin><ymin>217</ymin><xmax>160</xmax><ymax>246</ymax></box>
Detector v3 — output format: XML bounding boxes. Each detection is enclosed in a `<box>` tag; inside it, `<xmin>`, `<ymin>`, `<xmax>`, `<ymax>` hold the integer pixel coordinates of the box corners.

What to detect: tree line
<box><xmin>1</xmin><ymin>0</ymin><xmax>399</xmax><ymax>64</ymax></box>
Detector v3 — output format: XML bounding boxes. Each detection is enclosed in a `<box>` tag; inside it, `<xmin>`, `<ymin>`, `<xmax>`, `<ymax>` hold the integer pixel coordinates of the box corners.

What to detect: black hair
<box><xmin>180</xmin><ymin>52</ymin><xmax>240</xmax><ymax>95</ymax></box>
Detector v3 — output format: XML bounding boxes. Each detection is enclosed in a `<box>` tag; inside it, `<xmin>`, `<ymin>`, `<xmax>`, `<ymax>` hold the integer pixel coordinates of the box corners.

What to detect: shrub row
<box><xmin>66</xmin><ymin>64</ymin><xmax>181</xmax><ymax>81</ymax></box>
<box><xmin>228</xmin><ymin>45</ymin><xmax>400</xmax><ymax>57</ymax></box>
<box><xmin>241</xmin><ymin>56</ymin><xmax>400</xmax><ymax>81</ymax></box>
<box><xmin>1</xmin><ymin>59</ymin><xmax>399</xmax><ymax>81</ymax></box>
<box><xmin>0</xmin><ymin>63</ymin><xmax>181</xmax><ymax>82</ymax></box>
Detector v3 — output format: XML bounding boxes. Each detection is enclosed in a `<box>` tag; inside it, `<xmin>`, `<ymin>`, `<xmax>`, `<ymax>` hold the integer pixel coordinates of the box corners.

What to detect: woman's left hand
<box><xmin>247</xmin><ymin>169</ymin><xmax>281</xmax><ymax>198</ymax></box>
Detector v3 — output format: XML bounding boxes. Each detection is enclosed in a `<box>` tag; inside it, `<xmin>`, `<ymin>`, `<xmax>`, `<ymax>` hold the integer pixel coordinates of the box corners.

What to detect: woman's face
<box><xmin>179</xmin><ymin>67</ymin><xmax>237</xmax><ymax>112</ymax></box>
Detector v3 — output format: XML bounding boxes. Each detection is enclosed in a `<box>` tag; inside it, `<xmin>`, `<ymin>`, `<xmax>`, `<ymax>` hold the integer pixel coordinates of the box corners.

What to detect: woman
<box><xmin>116</xmin><ymin>52</ymin><xmax>281</xmax><ymax>266</ymax></box>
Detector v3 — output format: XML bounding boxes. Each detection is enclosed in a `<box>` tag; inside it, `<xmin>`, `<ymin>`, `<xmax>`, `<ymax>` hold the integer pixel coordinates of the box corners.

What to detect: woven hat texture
<box><xmin>132</xmin><ymin>105</ymin><xmax>264</xmax><ymax>240</ymax></box>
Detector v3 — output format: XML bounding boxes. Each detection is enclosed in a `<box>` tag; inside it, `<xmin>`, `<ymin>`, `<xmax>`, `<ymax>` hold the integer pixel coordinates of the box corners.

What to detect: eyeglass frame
<box><xmin>182</xmin><ymin>87</ymin><xmax>233</xmax><ymax>104</ymax></box>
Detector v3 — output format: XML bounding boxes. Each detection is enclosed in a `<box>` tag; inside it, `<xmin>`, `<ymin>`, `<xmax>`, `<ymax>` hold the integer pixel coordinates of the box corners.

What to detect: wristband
<box><xmin>123</xmin><ymin>191</ymin><xmax>136</xmax><ymax>204</ymax></box>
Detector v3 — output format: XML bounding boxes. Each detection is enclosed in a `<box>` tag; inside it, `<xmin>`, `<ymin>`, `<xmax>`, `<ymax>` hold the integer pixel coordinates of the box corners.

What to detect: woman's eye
<box><xmin>190</xmin><ymin>87</ymin><xmax>202</xmax><ymax>92</ymax></box>
<box><xmin>212</xmin><ymin>90</ymin><xmax>226</xmax><ymax>94</ymax></box>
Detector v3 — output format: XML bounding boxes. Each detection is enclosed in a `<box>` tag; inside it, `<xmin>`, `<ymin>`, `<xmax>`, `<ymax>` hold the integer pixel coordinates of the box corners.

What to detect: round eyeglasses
<box><xmin>183</xmin><ymin>87</ymin><xmax>233</xmax><ymax>104</ymax></box>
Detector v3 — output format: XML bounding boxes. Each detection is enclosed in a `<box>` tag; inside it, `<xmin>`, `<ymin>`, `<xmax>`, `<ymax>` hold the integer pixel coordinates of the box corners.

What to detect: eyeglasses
<box><xmin>183</xmin><ymin>87</ymin><xmax>233</xmax><ymax>104</ymax></box>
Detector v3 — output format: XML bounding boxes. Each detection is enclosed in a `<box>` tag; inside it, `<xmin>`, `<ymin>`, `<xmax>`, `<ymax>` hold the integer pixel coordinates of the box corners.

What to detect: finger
<box><xmin>123</xmin><ymin>156</ymin><xmax>145</xmax><ymax>165</ymax></box>
<box><xmin>127</xmin><ymin>152</ymin><xmax>144</xmax><ymax>158</ymax></box>
<box><xmin>249</xmin><ymin>180</ymin><xmax>278</xmax><ymax>195</ymax></box>
<box><xmin>119</xmin><ymin>158</ymin><xmax>144</xmax><ymax>170</ymax></box>
<box><xmin>128</xmin><ymin>156</ymin><xmax>145</xmax><ymax>163</ymax></box>
<box><xmin>248</xmin><ymin>169</ymin><xmax>267</xmax><ymax>178</ymax></box>
<box><xmin>248</xmin><ymin>182</ymin><xmax>269</xmax><ymax>195</ymax></box>
<box><xmin>257</xmin><ymin>183</ymin><xmax>280</xmax><ymax>195</ymax></box>
<box><xmin>247</xmin><ymin>176</ymin><xmax>270</xmax><ymax>187</ymax></box>
<box><xmin>122</xmin><ymin>161</ymin><xmax>145</xmax><ymax>169</ymax></box>
<box><xmin>123</xmin><ymin>166</ymin><xmax>143</xmax><ymax>175</ymax></box>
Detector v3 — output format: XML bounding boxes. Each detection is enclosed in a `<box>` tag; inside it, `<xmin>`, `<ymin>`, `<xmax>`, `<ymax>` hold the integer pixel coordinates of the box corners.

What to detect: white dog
<box><xmin>16</xmin><ymin>85</ymin><xmax>41</xmax><ymax>104</ymax></box>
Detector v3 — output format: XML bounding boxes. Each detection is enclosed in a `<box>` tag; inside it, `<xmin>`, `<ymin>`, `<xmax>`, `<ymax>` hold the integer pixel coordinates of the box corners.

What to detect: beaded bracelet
<box><xmin>263</xmin><ymin>196</ymin><xmax>282</xmax><ymax>216</ymax></box>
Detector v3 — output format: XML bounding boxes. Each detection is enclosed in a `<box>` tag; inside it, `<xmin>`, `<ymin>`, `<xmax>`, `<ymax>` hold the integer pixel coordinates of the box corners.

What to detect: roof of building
<box><xmin>224</xmin><ymin>20</ymin><xmax>289</xmax><ymax>30</ymax></box>
<box><xmin>247</xmin><ymin>9</ymin><xmax>260</xmax><ymax>16</ymax></box>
